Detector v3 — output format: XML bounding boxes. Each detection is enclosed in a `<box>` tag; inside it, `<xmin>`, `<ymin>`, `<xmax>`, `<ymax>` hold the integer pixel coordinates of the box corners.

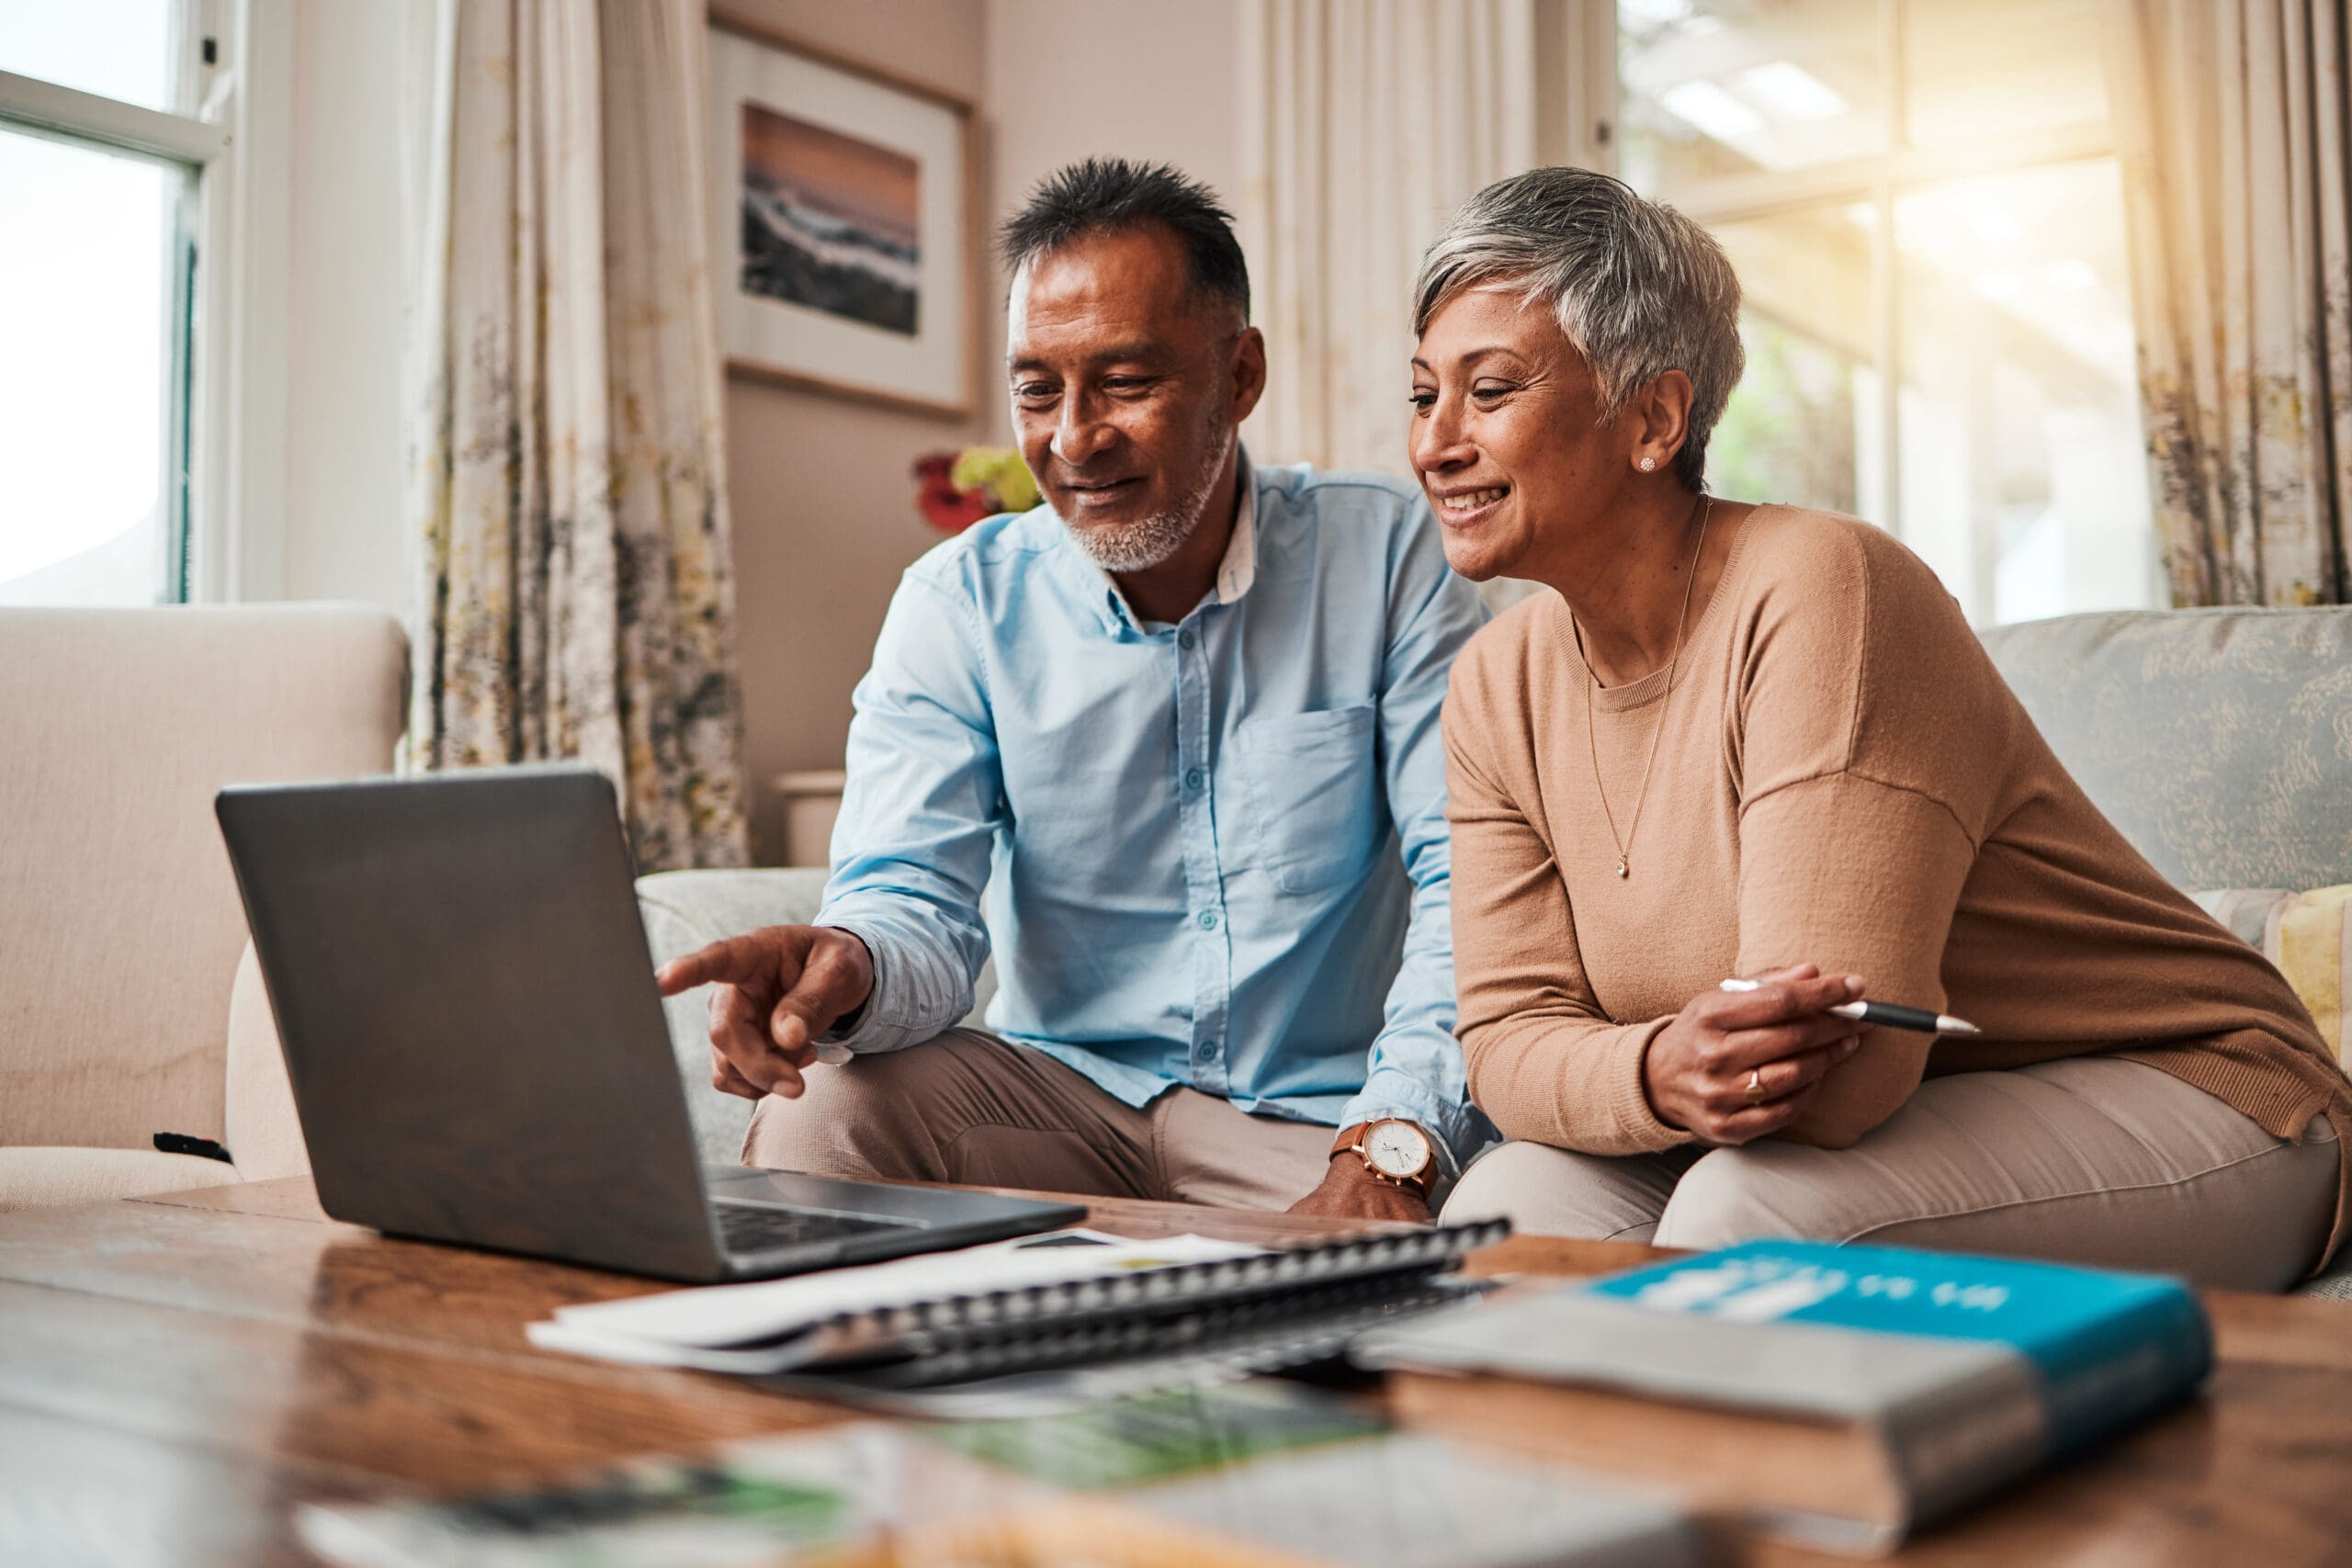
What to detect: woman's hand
<box><xmin>1643</xmin><ymin>964</ymin><xmax>1868</xmax><ymax>1145</ymax></box>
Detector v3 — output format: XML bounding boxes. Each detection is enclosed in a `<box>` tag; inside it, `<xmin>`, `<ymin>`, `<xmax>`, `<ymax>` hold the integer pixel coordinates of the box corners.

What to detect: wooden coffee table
<box><xmin>2</xmin><ymin>1179</ymin><xmax>2347</xmax><ymax>1565</ymax></box>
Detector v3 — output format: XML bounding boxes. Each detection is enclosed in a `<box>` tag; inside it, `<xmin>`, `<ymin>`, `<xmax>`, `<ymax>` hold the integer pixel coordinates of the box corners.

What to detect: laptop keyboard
<box><xmin>714</xmin><ymin>1200</ymin><xmax>918</xmax><ymax>1257</ymax></box>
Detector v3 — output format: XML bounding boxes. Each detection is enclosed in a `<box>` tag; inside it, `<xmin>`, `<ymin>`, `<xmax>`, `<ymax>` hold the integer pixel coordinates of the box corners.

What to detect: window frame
<box><xmin>0</xmin><ymin>0</ymin><xmax>290</xmax><ymax>605</ymax></box>
<box><xmin>1574</xmin><ymin>0</ymin><xmax>2125</xmax><ymax>556</ymax></box>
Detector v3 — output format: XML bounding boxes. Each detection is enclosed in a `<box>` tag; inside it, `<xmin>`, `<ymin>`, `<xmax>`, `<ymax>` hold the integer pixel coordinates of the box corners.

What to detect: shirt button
<box><xmin>1183</xmin><ymin>768</ymin><xmax>1204</xmax><ymax>791</ymax></box>
<box><xmin>1196</xmin><ymin>910</ymin><xmax>1219</xmax><ymax>931</ymax></box>
<box><xmin>1177</xmin><ymin>629</ymin><xmax>1195</xmax><ymax>649</ymax></box>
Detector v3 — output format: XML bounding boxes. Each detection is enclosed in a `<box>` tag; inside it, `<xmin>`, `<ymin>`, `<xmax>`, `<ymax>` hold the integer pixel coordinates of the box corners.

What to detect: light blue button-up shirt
<box><xmin>817</xmin><ymin>458</ymin><xmax>1493</xmax><ymax>1170</ymax></box>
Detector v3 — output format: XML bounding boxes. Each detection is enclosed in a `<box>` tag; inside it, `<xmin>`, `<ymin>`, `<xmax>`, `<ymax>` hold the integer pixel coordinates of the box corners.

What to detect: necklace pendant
<box><xmin>1615</xmin><ymin>858</ymin><xmax>1629</xmax><ymax>879</ymax></box>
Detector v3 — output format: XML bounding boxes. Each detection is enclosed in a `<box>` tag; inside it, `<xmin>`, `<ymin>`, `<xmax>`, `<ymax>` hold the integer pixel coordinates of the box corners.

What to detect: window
<box><xmin>1</xmin><ymin>1</ymin><xmax>226</xmax><ymax>607</ymax></box>
<box><xmin>1611</xmin><ymin>0</ymin><xmax>2154</xmax><ymax>625</ymax></box>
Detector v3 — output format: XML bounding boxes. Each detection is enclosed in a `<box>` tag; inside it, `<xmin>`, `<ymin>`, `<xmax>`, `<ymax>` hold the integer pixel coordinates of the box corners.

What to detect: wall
<box><xmin>980</xmin><ymin>0</ymin><xmax>1245</xmax><ymax>446</ymax></box>
<box><xmin>716</xmin><ymin>0</ymin><xmax>991</xmax><ymax>862</ymax></box>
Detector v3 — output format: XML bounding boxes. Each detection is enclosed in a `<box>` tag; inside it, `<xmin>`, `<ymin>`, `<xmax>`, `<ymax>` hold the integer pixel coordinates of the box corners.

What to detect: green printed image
<box><xmin>927</xmin><ymin>1383</ymin><xmax>1385</xmax><ymax>1491</ymax></box>
<box><xmin>444</xmin><ymin>1462</ymin><xmax>849</xmax><ymax>1545</ymax></box>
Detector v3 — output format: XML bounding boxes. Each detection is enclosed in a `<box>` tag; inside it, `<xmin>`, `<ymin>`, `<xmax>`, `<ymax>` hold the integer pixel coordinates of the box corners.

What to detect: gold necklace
<box><xmin>1575</xmin><ymin>493</ymin><xmax>1712</xmax><ymax>880</ymax></box>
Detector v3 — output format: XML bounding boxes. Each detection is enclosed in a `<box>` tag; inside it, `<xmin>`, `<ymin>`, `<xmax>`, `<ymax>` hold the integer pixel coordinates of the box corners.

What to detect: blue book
<box><xmin>1359</xmin><ymin>1241</ymin><xmax>2212</xmax><ymax>1551</ymax></box>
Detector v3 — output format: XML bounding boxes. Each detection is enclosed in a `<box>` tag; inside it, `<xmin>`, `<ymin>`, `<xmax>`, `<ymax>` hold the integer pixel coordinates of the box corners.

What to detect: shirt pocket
<box><xmin>1235</xmin><ymin>704</ymin><xmax>1381</xmax><ymax>896</ymax></box>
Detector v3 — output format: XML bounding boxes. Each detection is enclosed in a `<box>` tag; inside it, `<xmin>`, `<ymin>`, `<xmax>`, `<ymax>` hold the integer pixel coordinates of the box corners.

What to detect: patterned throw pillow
<box><xmin>2192</xmin><ymin>886</ymin><xmax>2351</xmax><ymax>1063</ymax></box>
<box><xmin>2191</xmin><ymin>888</ymin><xmax>2295</xmax><ymax>948</ymax></box>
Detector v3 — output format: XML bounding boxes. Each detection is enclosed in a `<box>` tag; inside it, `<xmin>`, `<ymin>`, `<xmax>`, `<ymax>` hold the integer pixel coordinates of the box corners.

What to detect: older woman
<box><xmin>1419</xmin><ymin>167</ymin><xmax>2349</xmax><ymax>1289</ymax></box>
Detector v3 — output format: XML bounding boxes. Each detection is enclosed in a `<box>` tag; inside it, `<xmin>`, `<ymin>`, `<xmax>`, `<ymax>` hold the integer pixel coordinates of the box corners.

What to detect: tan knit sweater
<box><xmin>1444</xmin><ymin>505</ymin><xmax>2352</xmax><ymax>1260</ymax></box>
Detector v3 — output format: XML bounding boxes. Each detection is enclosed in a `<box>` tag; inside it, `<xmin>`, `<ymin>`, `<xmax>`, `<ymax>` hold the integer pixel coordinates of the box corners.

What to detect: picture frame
<box><xmin>706</xmin><ymin>6</ymin><xmax>976</xmax><ymax>418</ymax></box>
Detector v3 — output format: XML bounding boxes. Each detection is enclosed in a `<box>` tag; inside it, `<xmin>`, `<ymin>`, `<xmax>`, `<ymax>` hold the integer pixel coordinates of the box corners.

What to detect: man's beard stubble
<box><xmin>1064</xmin><ymin>422</ymin><xmax>1238</xmax><ymax>575</ymax></box>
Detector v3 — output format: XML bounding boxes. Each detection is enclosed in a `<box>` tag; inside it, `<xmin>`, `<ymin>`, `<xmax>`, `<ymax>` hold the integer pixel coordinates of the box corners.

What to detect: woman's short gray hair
<box><xmin>1414</xmin><ymin>167</ymin><xmax>1744</xmax><ymax>492</ymax></box>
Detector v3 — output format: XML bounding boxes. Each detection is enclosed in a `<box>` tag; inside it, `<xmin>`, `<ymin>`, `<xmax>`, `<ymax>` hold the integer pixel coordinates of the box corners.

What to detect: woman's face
<box><xmin>1408</xmin><ymin>287</ymin><xmax>1621</xmax><ymax>583</ymax></box>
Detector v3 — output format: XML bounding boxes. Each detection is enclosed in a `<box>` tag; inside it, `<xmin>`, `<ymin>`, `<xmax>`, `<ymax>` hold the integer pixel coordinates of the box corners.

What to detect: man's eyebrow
<box><xmin>1004</xmin><ymin>343</ymin><xmax>1170</xmax><ymax>373</ymax></box>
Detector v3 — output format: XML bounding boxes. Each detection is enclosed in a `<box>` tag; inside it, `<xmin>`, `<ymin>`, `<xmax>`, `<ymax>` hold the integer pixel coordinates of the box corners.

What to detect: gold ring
<box><xmin>1745</xmin><ymin>1067</ymin><xmax>1766</xmax><ymax>1105</ymax></box>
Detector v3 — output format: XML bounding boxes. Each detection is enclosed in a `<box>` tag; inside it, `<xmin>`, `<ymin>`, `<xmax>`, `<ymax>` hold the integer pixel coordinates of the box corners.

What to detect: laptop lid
<box><xmin>217</xmin><ymin>765</ymin><xmax>729</xmax><ymax>1280</ymax></box>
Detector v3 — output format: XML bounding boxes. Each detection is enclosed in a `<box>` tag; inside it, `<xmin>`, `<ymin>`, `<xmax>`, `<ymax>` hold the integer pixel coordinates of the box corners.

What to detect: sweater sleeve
<box><xmin>1445</xmin><ymin>659</ymin><xmax>1691</xmax><ymax>1156</ymax></box>
<box><xmin>1729</xmin><ymin>524</ymin><xmax>2001</xmax><ymax>1146</ymax></box>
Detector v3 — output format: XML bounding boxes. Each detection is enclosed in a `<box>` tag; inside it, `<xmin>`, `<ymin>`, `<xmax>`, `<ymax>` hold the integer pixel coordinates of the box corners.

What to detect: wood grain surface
<box><xmin>0</xmin><ymin>1178</ymin><xmax>2345</xmax><ymax>1566</ymax></box>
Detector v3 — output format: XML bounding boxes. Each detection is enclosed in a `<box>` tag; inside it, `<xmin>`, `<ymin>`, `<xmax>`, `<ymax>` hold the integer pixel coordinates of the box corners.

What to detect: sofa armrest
<box><xmin>224</xmin><ymin>942</ymin><xmax>310</xmax><ymax>1181</ymax></box>
<box><xmin>636</xmin><ymin>869</ymin><xmax>834</xmax><ymax>1166</ymax></box>
<box><xmin>636</xmin><ymin>869</ymin><xmax>1003</xmax><ymax>1167</ymax></box>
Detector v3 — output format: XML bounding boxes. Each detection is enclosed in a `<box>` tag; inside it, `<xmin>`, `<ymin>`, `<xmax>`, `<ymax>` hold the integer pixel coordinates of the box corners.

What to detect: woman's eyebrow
<box><xmin>1410</xmin><ymin>346</ymin><xmax>1527</xmax><ymax>374</ymax></box>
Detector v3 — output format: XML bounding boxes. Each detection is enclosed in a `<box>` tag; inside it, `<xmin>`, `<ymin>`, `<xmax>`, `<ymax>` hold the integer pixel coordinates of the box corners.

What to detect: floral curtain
<box><xmin>2109</xmin><ymin>0</ymin><xmax>2351</xmax><ymax>606</ymax></box>
<box><xmin>409</xmin><ymin>0</ymin><xmax>749</xmax><ymax>870</ymax></box>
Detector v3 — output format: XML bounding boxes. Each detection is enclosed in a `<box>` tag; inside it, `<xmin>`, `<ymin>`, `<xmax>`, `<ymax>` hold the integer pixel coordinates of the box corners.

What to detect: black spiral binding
<box><xmin>802</xmin><ymin>1218</ymin><xmax>1510</xmax><ymax>1382</ymax></box>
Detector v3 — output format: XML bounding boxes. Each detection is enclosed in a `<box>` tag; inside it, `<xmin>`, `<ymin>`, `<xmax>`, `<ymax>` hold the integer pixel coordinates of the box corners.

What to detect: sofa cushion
<box><xmin>637</xmin><ymin>870</ymin><xmax>834</xmax><ymax>1165</ymax></box>
<box><xmin>2189</xmin><ymin>887</ymin><xmax>2296</xmax><ymax>947</ymax></box>
<box><xmin>0</xmin><ymin>1147</ymin><xmax>238</xmax><ymax>1212</ymax></box>
<box><xmin>0</xmin><ymin>605</ymin><xmax>407</xmax><ymax>1155</ymax></box>
<box><xmin>2270</xmin><ymin>886</ymin><xmax>2350</xmax><ymax>1064</ymax></box>
<box><xmin>2188</xmin><ymin>886</ymin><xmax>2347</xmax><ymax>1065</ymax></box>
<box><xmin>223</xmin><ymin>943</ymin><xmax>310</xmax><ymax>1180</ymax></box>
<box><xmin>634</xmin><ymin>868</ymin><xmax>1001</xmax><ymax>1165</ymax></box>
<box><xmin>1981</xmin><ymin>608</ymin><xmax>2352</xmax><ymax>890</ymax></box>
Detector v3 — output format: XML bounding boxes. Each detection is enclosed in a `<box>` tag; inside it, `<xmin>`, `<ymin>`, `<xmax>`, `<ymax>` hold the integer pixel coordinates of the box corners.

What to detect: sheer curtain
<box><xmin>2109</xmin><ymin>0</ymin><xmax>2351</xmax><ymax>606</ymax></box>
<box><xmin>408</xmin><ymin>0</ymin><xmax>749</xmax><ymax>870</ymax></box>
<box><xmin>1238</xmin><ymin>0</ymin><xmax>1538</xmax><ymax>478</ymax></box>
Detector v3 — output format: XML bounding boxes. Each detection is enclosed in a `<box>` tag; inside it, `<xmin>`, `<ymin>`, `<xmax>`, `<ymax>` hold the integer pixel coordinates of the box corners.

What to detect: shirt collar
<box><xmin>1061</xmin><ymin>447</ymin><xmax>1260</xmax><ymax>636</ymax></box>
<box><xmin>1214</xmin><ymin>453</ymin><xmax>1259</xmax><ymax>605</ymax></box>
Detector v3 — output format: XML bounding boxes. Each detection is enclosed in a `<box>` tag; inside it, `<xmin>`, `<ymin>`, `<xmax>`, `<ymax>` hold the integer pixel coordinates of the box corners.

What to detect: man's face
<box><xmin>1005</xmin><ymin>227</ymin><xmax>1261</xmax><ymax>571</ymax></box>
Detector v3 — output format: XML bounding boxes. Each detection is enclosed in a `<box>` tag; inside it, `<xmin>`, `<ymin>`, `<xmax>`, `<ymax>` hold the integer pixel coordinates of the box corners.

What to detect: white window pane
<box><xmin>0</xmin><ymin>0</ymin><xmax>184</xmax><ymax>113</ymax></box>
<box><xmin>1619</xmin><ymin>0</ymin><xmax>1884</xmax><ymax>195</ymax></box>
<box><xmin>1707</xmin><ymin>207</ymin><xmax>1875</xmax><ymax>518</ymax></box>
<box><xmin>1894</xmin><ymin>159</ymin><xmax>2152</xmax><ymax>625</ymax></box>
<box><xmin>1905</xmin><ymin>0</ymin><xmax>2109</xmax><ymax>149</ymax></box>
<box><xmin>0</xmin><ymin>128</ymin><xmax>187</xmax><ymax>607</ymax></box>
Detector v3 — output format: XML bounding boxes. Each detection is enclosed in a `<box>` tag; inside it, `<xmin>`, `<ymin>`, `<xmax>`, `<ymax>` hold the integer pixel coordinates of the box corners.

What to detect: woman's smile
<box><xmin>1431</xmin><ymin>484</ymin><xmax>1511</xmax><ymax>527</ymax></box>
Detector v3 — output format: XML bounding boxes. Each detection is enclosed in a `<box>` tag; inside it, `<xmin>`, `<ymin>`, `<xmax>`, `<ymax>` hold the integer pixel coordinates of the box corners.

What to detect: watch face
<box><xmin>1364</xmin><ymin>1121</ymin><xmax>1430</xmax><ymax>1179</ymax></box>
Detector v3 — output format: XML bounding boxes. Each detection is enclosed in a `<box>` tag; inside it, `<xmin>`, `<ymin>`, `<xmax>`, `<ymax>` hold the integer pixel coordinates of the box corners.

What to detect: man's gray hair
<box><xmin>1413</xmin><ymin>167</ymin><xmax>1744</xmax><ymax>492</ymax></box>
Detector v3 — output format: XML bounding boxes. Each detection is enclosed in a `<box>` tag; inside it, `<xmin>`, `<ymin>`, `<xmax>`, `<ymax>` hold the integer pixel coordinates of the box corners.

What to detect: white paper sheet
<box><xmin>537</xmin><ymin>1229</ymin><xmax>1264</xmax><ymax>1354</ymax></box>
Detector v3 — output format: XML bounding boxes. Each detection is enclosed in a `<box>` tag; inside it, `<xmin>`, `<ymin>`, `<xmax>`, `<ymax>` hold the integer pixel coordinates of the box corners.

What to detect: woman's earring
<box><xmin>1638</xmin><ymin>457</ymin><xmax>1657</xmax><ymax>472</ymax></box>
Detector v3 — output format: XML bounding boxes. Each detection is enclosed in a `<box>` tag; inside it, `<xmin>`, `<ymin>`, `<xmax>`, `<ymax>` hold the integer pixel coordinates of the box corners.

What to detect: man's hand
<box><xmin>1285</xmin><ymin>1153</ymin><xmax>1434</xmax><ymax>1224</ymax></box>
<box><xmin>1643</xmin><ymin>963</ymin><xmax>1867</xmax><ymax>1145</ymax></box>
<box><xmin>654</xmin><ymin>926</ymin><xmax>875</xmax><ymax>1101</ymax></box>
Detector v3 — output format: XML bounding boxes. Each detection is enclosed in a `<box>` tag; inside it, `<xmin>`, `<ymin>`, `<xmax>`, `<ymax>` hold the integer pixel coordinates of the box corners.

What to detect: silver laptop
<box><xmin>215</xmin><ymin>765</ymin><xmax>1084</xmax><ymax>1282</ymax></box>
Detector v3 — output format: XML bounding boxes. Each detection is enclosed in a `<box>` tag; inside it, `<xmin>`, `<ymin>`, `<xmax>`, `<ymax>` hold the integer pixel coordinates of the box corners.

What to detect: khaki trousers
<box><xmin>740</xmin><ymin>1028</ymin><xmax>1338</xmax><ymax>1211</ymax></box>
<box><xmin>1442</xmin><ymin>1055</ymin><xmax>2338</xmax><ymax>1292</ymax></box>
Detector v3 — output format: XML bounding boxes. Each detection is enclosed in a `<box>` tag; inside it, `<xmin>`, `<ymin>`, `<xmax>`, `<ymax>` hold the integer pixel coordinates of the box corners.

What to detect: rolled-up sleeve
<box><xmin>1336</xmin><ymin>504</ymin><xmax>1494</xmax><ymax>1172</ymax></box>
<box><xmin>816</xmin><ymin>574</ymin><xmax>1001</xmax><ymax>1055</ymax></box>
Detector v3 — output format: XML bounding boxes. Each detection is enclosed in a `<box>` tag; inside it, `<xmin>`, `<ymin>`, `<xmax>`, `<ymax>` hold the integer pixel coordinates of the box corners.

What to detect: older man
<box><xmin>659</xmin><ymin>160</ymin><xmax>1487</xmax><ymax>1222</ymax></box>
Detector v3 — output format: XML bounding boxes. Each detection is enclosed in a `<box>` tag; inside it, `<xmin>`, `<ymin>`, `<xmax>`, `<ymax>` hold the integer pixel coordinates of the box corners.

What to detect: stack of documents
<box><xmin>530</xmin><ymin>1223</ymin><xmax>1504</xmax><ymax>1414</ymax></box>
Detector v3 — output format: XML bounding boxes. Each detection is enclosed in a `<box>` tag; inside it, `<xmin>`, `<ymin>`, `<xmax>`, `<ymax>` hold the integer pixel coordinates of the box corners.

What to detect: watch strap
<box><xmin>1332</xmin><ymin>1120</ymin><xmax>1438</xmax><ymax>1196</ymax></box>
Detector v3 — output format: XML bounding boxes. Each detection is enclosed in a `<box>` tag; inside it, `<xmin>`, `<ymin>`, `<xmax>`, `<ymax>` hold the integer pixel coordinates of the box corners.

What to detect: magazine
<box><xmin>299</xmin><ymin>1381</ymin><xmax>1699</xmax><ymax>1568</ymax></box>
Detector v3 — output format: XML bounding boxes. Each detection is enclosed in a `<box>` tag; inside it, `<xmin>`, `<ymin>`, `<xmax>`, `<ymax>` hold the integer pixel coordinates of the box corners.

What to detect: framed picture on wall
<box><xmin>706</xmin><ymin>7</ymin><xmax>975</xmax><ymax>418</ymax></box>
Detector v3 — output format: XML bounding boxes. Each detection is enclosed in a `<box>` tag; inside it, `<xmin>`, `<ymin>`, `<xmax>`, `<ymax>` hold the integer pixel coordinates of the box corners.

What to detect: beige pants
<box><xmin>741</xmin><ymin>1028</ymin><xmax>1338</xmax><ymax>1210</ymax></box>
<box><xmin>1442</xmin><ymin>1056</ymin><xmax>2338</xmax><ymax>1292</ymax></box>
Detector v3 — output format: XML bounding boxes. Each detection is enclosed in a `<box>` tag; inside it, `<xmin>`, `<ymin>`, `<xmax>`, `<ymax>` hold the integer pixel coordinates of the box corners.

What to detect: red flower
<box><xmin>913</xmin><ymin>452</ymin><xmax>992</xmax><ymax>534</ymax></box>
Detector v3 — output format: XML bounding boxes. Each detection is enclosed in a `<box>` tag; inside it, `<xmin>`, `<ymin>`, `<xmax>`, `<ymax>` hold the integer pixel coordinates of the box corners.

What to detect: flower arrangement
<box><xmin>912</xmin><ymin>446</ymin><xmax>1041</xmax><ymax>534</ymax></box>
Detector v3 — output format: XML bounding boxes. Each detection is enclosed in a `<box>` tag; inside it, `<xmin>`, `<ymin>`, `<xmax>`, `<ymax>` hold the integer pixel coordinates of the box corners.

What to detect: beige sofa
<box><xmin>0</xmin><ymin>605</ymin><xmax>407</xmax><ymax>1209</ymax></box>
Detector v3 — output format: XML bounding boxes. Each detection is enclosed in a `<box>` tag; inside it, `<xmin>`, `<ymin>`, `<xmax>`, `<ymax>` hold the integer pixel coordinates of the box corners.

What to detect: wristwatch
<box><xmin>1334</xmin><ymin>1119</ymin><xmax>1438</xmax><ymax>1197</ymax></box>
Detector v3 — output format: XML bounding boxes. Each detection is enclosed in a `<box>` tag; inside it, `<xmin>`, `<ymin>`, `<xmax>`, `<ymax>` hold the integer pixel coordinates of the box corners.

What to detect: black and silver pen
<box><xmin>1718</xmin><ymin>977</ymin><xmax>1981</xmax><ymax>1036</ymax></box>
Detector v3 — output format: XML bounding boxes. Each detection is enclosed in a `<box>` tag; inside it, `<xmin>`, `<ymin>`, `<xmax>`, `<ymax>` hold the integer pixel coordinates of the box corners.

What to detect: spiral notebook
<box><xmin>532</xmin><ymin>1221</ymin><xmax>1507</xmax><ymax>1414</ymax></box>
